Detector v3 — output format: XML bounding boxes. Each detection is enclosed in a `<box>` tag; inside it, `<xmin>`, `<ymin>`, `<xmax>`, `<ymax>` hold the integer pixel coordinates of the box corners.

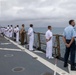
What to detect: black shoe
<box><xmin>64</xmin><ymin>64</ymin><xmax>68</xmax><ymax>67</ymax></box>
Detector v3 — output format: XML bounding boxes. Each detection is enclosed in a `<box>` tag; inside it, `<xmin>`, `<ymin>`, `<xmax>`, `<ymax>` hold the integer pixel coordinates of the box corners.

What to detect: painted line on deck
<box><xmin>4</xmin><ymin>36</ymin><xmax>70</xmax><ymax>75</ymax></box>
<box><xmin>68</xmin><ymin>64</ymin><xmax>76</xmax><ymax>75</ymax></box>
<box><xmin>0</xmin><ymin>48</ymin><xmax>21</xmax><ymax>51</ymax></box>
<box><xmin>34</xmin><ymin>50</ymin><xmax>44</xmax><ymax>53</ymax></box>
<box><xmin>68</xmin><ymin>64</ymin><xmax>71</xmax><ymax>74</ymax></box>
<box><xmin>1</xmin><ymin>43</ymin><xmax>11</xmax><ymax>45</ymax></box>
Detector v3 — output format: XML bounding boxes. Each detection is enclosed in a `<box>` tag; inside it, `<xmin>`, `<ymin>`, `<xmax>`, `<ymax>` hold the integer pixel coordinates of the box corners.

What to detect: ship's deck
<box><xmin>0</xmin><ymin>35</ymin><xmax>76</xmax><ymax>75</ymax></box>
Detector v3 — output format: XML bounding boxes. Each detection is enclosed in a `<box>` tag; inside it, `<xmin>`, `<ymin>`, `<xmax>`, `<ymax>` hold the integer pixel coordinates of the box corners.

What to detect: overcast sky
<box><xmin>0</xmin><ymin>0</ymin><xmax>76</xmax><ymax>27</ymax></box>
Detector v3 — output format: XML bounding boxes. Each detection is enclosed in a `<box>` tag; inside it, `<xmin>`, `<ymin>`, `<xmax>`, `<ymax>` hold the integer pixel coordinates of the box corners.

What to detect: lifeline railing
<box><xmin>24</xmin><ymin>31</ymin><xmax>63</xmax><ymax>58</ymax></box>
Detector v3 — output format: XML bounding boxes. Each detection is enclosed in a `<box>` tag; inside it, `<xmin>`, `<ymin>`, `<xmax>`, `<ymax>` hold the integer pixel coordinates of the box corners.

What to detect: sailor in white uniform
<box><xmin>9</xmin><ymin>25</ymin><xmax>13</xmax><ymax>38</ymax></box>
<box><xmin>16</xmin><ymin>25</ymin><xmax>19</xmax><ymax>43</ymax></box>
<box><xmin>0</xmin><ymin>27</ymin><xmax>2</xmax><ymax>36</ymax></box>
<box><xmin>45</xmin><ymin>26</ymin><xmax>53</xmax><ymax>59</ymax></box>
<box><xmin>4</xmin><ymin>27</ymin><xmax>7</xmax><ymax>36</ymax></box>
<box><xmin>0</xmin><ymin>27</ymin><xmax>1</xmax><ymax>34</ymax></box>
<box><xmin>3</xmin><ymin>27</ymin><xmax>6</xmax><ymax>36</ymax></box>
<box><xmin>1</xmin><ymin>27</ymin><xmax>5</xmax><ymax>36</ymax></box>
<box><xmin>28</xmin><ymin>24</ymin><xmax>34</xmax><ymax>51</ymax></box>
<box><xmin>6</xmin><ymin>25</ymin><xmax>10</xmax><ymax>37</ymax></box>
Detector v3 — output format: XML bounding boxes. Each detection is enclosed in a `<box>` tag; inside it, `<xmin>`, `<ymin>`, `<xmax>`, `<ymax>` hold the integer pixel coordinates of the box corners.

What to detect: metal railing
<box><xmin>25</xmin><ymin>31</ymin><xmax>63</xmax><ymax>58</ymax></box>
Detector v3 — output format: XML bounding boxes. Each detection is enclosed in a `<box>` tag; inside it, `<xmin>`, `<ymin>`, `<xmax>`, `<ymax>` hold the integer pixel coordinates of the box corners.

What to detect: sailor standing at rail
<box><xmin>9</xmin><ymin>25</ymin><xmax>13</xmax><ymax>38</ymax></box>
<box><xmin>0</xmin><ymin>27</ymin><xmax>2</xmax><ymax>36</ymax></box>
<box><xmin>20</xmin><ymin>24</ymin><xmax>25</xmax><ymax>45</ymax></box>
<box><xmin>2</xmin><ymin>27</ymin><xmax>5</xmax><ymax>36</ymax></box>
<box><xmin>63</xmin><ymin>20</ymin><xmax>76</xmax><ymax>70</ymax></box>
<box><xmin>45</xmin><ymin>26</ymin><xmax>53</xmax><ymax>59</ymax></box>
<box><xmin>13</xmin><ymin>27</ymin><xmax>16</xmax><ymax>41</ymax></box>
<box><xmin>16</xmin><ymin>25</ymin><xmax>19</xmax><ymax>43</ymax></box>
<box><xmin>28</xmin><ymin>24</ymin><xmax>34</xmax><ymax>51</ymax></box>
<box><xmin>4</xmin><ymin>27</ymin><xmax>7</xmax><ymax>36</ymax></box>
<box><xmin>0</xmin><ymin>27</ymin><xmax>4</xmax><ymax>36</ymax></box>
<box><xmin>4</xmin><ymin>27</ymin><xmax>6</xmax><ymax>36</ymax></box>
<box><xmin>6</xmin><ymin>25</ymin><xmax>10</xmax><ymax>37</ymax></box>
<box><xmin>0</xmin><ymin>27</ymin><xmax>1</xmax><ymax>34</ymax></box>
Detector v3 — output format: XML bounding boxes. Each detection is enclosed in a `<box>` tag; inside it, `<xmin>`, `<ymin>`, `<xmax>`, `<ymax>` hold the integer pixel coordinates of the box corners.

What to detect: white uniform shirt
<box><xmin>45</xmin><ymin>30</ymin><xmax>52</xmax><ymax>42</ymax></box>
<box><xmin>9</xmin><ymin>27</ymin><xmax>13</xmax><ymax>32</ymax></box>
<box><xmin>28</xmin><ymin>27</ymin><xmax>34</xmax><ymax>37</ymax></box>
<box><xmin>16</xmin><ymin>27</ymin><xmax>19</xmax><ymax>34</ymax></box>
<box><xmin>63</xmin><ymin>25</ymin><xmax>76</xmax><ymax>39</ymax></box>
<box><xmin>7</xmin><ymin>27</ymin><xmax>9</xmax><ymax>31</ymax></box>
<box><xmin>14</xmin><ymin>28</ymin><xmax>16</xmax><ymax>33</ymax></box>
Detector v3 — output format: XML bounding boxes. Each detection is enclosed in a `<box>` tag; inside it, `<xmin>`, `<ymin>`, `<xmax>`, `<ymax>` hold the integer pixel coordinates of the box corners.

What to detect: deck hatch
<box><xmin>12</xmin><ymin>67</ymin><xmax>25</xmax><ymax>72</ymax></box>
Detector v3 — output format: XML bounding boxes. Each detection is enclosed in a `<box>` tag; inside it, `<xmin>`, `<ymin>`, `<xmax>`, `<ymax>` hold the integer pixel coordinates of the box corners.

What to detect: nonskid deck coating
<box><xmin>0</xmin><ymin>36</ymin><xmax>76</xmax><ymax>75</ymax></box>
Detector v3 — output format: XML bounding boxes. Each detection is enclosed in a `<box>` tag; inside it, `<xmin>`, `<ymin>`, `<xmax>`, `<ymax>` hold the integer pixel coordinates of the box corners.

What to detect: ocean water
<box><xmin>25</xmin><ymin>27</ymin><xmax>64</xmax><ymax>34</ymax></box>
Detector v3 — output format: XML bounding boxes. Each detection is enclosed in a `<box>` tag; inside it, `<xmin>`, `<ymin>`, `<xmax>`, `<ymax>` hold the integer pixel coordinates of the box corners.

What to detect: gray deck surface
<box><xmin>0</xmin><ymin>35</ymin><xmax>72</xmax><ymax>75</ymax></box>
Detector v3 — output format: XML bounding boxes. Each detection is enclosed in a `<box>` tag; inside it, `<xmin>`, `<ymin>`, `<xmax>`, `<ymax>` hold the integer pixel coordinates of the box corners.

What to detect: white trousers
<box><xmin>46</xmin><ymin>41</ymin><xmax>52</xmax><ymax>58</ymax></box>
<box><xmin>16</xmin><ymin>33</ymin><xmax>19</xmax><ymax>42</ymax></box>
<box><xmin>9</xmin><ymin>32</ymin><xmax>13</xmax><ymax>38</ymax></box>
<box><xmin>7</xmin><ymin>31</ymin><xmax>9</xmax><ymax>37</ymax></box>
<box><xmin>29</xmin><ymin>36</ymin><xmax>34</xmax><ymax>50</ymax></box>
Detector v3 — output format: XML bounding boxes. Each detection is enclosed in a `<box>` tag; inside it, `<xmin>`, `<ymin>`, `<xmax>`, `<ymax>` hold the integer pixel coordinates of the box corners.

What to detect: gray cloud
<box><xmin>0</xmin><ymin>0</ymin><xmax>76</xmax><ymax>27</ymax></box>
